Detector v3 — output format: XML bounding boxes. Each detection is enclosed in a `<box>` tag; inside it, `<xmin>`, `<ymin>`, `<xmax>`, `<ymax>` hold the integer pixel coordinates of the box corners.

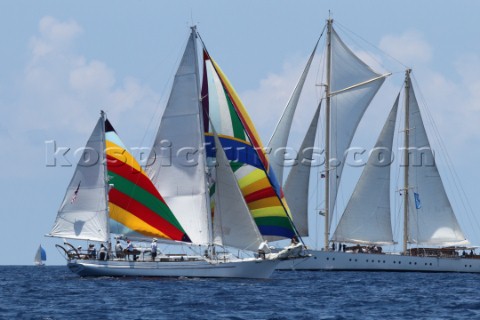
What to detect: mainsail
<box><xmin>146</xmin><ymin>29</ymin><xmax>211</xmax><ymax>245</ymax></box>
<box><xmin>332</xmin><ymin>95</ymin><xmax>399</xmax><ymax>245</ymax></box>
<box><xmin>406</xmin><ymin>81</ymin><xmax>468</xmax><ymax>246</ymax></box>
<box><xmin>49</xmin><ymin>116</ymin><xmax>109</xmax><ymax>242</ymax></box>
<box><xmin>201</xmin><ymin>48</ymin><xmax>297</xmax><ymax>241</ymax></box>
<box><xmin>327</xmin><ymin>27</ymin><xmax>388</xmax><ymax>228</ymax></box>
<box><xmin>105</xmin><ymin>120</ymin><xmax>190</xmax><ymax>242</ymax></box>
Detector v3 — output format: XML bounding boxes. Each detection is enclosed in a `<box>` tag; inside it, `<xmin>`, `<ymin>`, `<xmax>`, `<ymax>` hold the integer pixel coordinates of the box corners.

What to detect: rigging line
<box><xmin>138</xmin><ymin>31</ymin><xmax>189</xmax><ymax>157</ymax></box>
<box><xmin>334</xmin><ymin>20</ymin><xmax>408</xmax><ymax>73</ymax></box>
<box><xmin>268</xmin><ymin>24</ymin><xmax>326</xmax><ymax>147</ymax></box>
<box><xmin>109</xmin><ymin>33</ymin><xmax>194</xmax><ymax>242</ymax></box>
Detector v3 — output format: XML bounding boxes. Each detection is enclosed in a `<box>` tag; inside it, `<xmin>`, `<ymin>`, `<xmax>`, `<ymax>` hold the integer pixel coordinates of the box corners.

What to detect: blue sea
<box><xmin>2</xmin><ymin>266</ymin><xmax>480</xmax><ymax>320</ymax></box>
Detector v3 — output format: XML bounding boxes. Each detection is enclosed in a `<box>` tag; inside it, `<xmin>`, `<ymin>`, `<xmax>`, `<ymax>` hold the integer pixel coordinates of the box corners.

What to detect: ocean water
<box><xmin>2</xmin><ymin>266</ymin><xmax>480</xmax><ymax>320</ymax></box>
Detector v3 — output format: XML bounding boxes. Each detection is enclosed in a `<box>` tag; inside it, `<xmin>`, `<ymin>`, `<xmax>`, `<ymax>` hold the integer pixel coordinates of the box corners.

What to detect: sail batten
<box><xmin>330</xmin><ymin>73</ymin><xmax>391</xmax><ymax>96</ymax></box>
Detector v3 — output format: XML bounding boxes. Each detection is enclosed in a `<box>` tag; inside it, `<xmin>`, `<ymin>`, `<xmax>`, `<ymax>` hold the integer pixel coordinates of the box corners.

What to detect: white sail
<box><xmin>406</xmin><ymin>85</ymin><xmax>468</xmax><ymax>246</ymax></box>
<box><xmin>146</xmin><ymin>30</ymin><xmax>210</xmax><ymax>245</ymax></box>
<box><xmin>332</xmin><ymin>95</ymin><xmax>399</xmax><ymax>245</ymax></box>
<box><xmin>283</xmin><ymin>102</ymin><xmax>321</xmax><ymax>236</ymax></box>
<box><xmin>49</xmin><ymin>117</ymin><xmax>109</xmax><ymax>242</ymax></box>
<box><xmin>212</xmin><ymin>130</ymin><xmax>264</xmax><ymax>251</ymax></box>
<box><xmin>268</xmin><ymin>41</ymin><xmax>319</xmax><ymax>185</ymax></box>
<box><xmin>328</xmin><ymin>28</ymin><xmax>388</xmax><ymax>228</ymax></box>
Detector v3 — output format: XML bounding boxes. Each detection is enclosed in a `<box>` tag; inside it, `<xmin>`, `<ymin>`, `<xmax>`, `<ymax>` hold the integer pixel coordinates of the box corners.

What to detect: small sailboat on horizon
<box><xmin>34</xmin><ymin>245</ymin><xmax>46</xmax><ymax>266</ymax></box>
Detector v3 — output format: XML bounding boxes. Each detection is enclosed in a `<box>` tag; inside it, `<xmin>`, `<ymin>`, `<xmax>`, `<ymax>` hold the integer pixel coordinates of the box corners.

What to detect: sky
<box><xmin>2</xmin><ymin>1</ymin><xmax>480</xmax><ymax>265</ymax></box>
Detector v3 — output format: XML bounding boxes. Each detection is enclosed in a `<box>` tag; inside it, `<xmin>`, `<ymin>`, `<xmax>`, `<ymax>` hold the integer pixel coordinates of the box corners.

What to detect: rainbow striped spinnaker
<box><xmin>201</xmin><ymin>49</ymin><xmax>296</xmax><ymax>240</ymax></box>
<box><xmin>105</xmin><ymin>120</ymin><xmax>191</xmax><ymax>242</ymax></box>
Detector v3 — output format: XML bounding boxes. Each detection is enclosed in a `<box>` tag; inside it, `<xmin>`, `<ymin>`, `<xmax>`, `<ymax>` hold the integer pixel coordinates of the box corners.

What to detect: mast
<box><xmin>403</xmin><ymin>69</ymin><xmax>411</xmax><ymax>254</ymax></box>
<box><xmin>324</xmin><ymin>18</ymin><xmax>333</xmax><ymax>251</ymax></box>
<box><xmin>193</xmin><ymin>26</ymin><xmax>214</xmax><ymax>249</ymax></box>
<box><xmin>100</xmin><ymin>110</ymin><xmax>110</xmax><ymax>242</ymax></box>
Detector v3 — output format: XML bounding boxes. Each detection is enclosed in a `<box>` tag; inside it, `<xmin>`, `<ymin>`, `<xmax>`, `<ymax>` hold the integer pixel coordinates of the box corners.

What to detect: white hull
<box><xmin>277</xmin><ymin>250</ymin><xmax>480</xmax><ymax>273</ymax></box>
<box><xmin>67</xmin><ymin>257</ymin><xmax>279</xmax><ymax>279</ymax></box>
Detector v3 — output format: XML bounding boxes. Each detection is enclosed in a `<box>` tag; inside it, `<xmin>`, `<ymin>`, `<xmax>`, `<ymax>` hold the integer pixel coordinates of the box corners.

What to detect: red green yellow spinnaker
<box><xmin>105</xmin><ymin>119</ymin><xmax>191</xmax><ymax>242</ymax></box>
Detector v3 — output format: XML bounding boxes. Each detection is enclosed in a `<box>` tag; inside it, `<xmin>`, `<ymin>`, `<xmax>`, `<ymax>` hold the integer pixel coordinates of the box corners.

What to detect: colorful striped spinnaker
<box><xmin>201</xmin><ymin>49</ymin><xmax>296</xmax><ymax>240</ymax></box>
<box><xmin>105</xmin><ymin>120</ymin><xmax>191</xmax><ymax>242</ymax></box>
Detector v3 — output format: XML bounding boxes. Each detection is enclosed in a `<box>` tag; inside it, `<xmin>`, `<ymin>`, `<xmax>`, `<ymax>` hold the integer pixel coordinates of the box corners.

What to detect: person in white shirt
<box><xmin>115</xmin><ymin>240</ymin><xmax>124</xmax><ymax>259</ymax></box>
<box><xmin>126</xmin><ymin>240</ymin><xmax>137</xmax><ymax>261</ymax></box>
<box><xmin>151</xmin><ymin>238</ymin><xmax>158</xmax><ymax>261</ymax></box>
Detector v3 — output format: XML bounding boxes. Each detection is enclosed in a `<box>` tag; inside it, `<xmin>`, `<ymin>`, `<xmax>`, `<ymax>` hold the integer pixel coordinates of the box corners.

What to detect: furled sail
<box><xmin>283</xmin><ymin>102</ymin><xmax>322</xmax><ymax>236</ymax></box>
<box><xmin>332</xmin><ymin>95</ymin><xmax>399</xmax><ymax>245</ymax></box>
<box><xmin>406</xmin><ymin>84</ymin><xmax>468</xmax><ymax>246</ymax></box>
<box><xmin>146</xmin><ymin>29</ymin><xmax>211</xmax><ymax>245</ymax></box>
<box><xmin>105</xmin><ymin>120</ymin><xmax>190</xmax><ymax>242</ymax></box>
<box><xmin>211</xmin><ymin>128</ymin><xmax>264</xmax><ymax>251</ymax></box>
<box><xmin>202</xmin><ymin>49</ymin><xmax>296</xmax><ymax>241</ymax></box>
<box><xmin>328</xmin><ymin>27</ymin><xmax>388</xmax><ymax>229</ymax></box>
<box><xmin>49</xmin><ymin>116</ymin><xmax>109</xmax><ymax>242</ymax></box>
<box><xmin>268</xmin><ymin>39</ymin><xmax>319</xmax><ymax>185</ymax></box>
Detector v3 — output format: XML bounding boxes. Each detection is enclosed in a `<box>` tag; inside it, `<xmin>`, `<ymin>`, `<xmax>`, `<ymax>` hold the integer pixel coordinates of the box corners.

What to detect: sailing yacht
<box><xmin>47</xmin><ymin>27</ymin><xmax>301</xmax><ymax>279</ymax></box>
<box><xmin>274</xmin><ymin>19</ymin><xmax>480</xmax><ymax>272</ymax></box>
<box><xmin>34</xmin><ymin>245</ymin><xmax>46</xmax><ymax>266</ymax></box>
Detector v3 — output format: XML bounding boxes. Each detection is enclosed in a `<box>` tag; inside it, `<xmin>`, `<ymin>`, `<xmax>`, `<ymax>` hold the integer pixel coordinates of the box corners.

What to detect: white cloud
<box><xmin>30</xmin><ymin>16</ymin><xmax>82</xmax><ymax>60</ymax></box>
<box><xmin>69</xmin><ymin>60</ymin><xmax>116</xmax><ymax>94</ymax></box>
<box><xmin>1</xmin><ymin>16</ymin><xmax>161</xmax><ymax>180</ymax></box>
<box><xmin>19</xmin><ymin>16</ymin><xmax>160</xmax><ymax>135</ymax></box>
<box><xmin>379</xmin><ymin>30</ymin><xmax>432</xmax><ymax>66</ymax></box>
<box><xmin>242</xmin><ymin>54</ymin><xmax>323</xmax><ymax>145</ymax></box>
